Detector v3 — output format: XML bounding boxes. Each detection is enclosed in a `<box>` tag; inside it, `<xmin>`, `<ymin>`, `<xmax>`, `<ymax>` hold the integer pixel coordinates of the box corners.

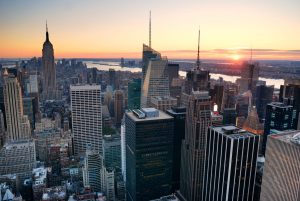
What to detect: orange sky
<box><xmin>0</xmin><ymin>0</ymin><xmax>299</xmax><ymax>60</ymax></box>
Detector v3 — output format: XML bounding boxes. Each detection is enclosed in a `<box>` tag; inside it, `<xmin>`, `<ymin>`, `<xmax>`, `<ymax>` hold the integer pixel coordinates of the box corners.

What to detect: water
<box><xmin>85</xmin><ymin>61</ymin><xmax>284</xmax><ymax>89</ymax></box>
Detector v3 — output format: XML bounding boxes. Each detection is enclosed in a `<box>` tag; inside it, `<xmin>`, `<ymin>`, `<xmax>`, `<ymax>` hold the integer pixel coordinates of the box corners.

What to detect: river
<box><xmin>84</xmin><ymin>61</ymin><xmax>284</xmax><ymax>89</ymax></box>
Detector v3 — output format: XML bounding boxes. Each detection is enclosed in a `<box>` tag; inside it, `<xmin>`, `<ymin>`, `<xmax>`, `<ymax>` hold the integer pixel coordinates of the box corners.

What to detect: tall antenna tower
<box><xmin>149</xmin><ymin>11</ymin><xmax>151</xmax><ymax>48</ymax></box>
<box><xmin>196</xmin><ymin>28</ymin><xmax>201</xmax><ymax>69</ymax></box>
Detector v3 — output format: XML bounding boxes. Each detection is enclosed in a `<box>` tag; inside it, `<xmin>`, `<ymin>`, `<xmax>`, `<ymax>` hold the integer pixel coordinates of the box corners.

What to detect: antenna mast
<box><xmin>196</xmin><ymin>28</ymin><xmax>201</xmax><ymax>69</ymax></box>
<box><xmin>149</xmin><ymin>11</ymin><xmax>151</xmax><ymax>48</ymax></box>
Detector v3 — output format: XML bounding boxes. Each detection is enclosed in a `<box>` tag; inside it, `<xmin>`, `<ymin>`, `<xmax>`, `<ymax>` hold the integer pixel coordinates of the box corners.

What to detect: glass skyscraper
<box><xmin>125</xmin><ymin>108</ymin><xmax>174</xmax><ymax>201</ymax></box>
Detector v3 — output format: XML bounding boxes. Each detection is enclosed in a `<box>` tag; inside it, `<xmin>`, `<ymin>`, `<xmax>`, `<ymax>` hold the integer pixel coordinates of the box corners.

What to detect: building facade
<box><xmin>3</xmin><ymin>71</ymin><xmax>31</xmax><ymax>141</ymax></box>
<box><xmin>125</xmin><ymin>108</ymin><xmax>174</xmax><ymax>201</ymax></box>
<box><xmin>42</xmin><ymin>23</ymin><xmax>56</xmax><ymax>100</ymax></box>
<box><xmin>179</xmin><ymin>91</ymin><xmax>211</xmax><ymax>201</ymax></box>
<box><xmin>260</xmin><ymin>131</ymin><xmax>300</xmax><ymax>201</ymax></box>
<box><xmin>203</xmin><ymin>126</ymin><xmax>260</xmax><ymax>201</ymax></box>
<box><xmin>263</xmin><ymin>102</ymin><xmax>296</xmax><ymax>155</ymax></box>
<box><xmin>70</xmin><ymin>85</ymin><xmax>102</xmax><ymax>155</ymax></box>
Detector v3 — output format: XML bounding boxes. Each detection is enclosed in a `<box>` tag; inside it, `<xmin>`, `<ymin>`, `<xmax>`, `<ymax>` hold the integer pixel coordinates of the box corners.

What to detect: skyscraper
<box><xmin>128</xmin><ymin>78</ymin><xmax>141</xmax><ymax>110</ymax></box>
<box><xmin>3</xmin><ymin>70</ymin><xmax>31</xmax><ymax>141</ymax></box>
<box><xmin>109</xmin><ymin>69</ymin><xmax>116</xmax><ymax>90</ymax></box>
<box><xmin>280</xmin><ymin>80</ymin><xmax>300</xmax><ymax>129</ymax></box>
<box><xmin>166</xmin><ymin>106</ymin><xmax>186</xmax><ymax>191</ymax></box>
<box><xmin>114</xmin><ymin>90</ymin><xmax>124</xmax><ymax>126</ymax></box>
<box><xmin>140</xmin><ymin>52</ymin><xmax>170</xmax><ymax>107</ymax></box>
<box><xmin>263</xmin><ymin>102</ymin><xmax>296</xmax><ymax>155</ymax></box>
<box><xmin>0</xmin><ymin>140</ymin><xmax>36</xmax><ymax>182</ymax></box>
<box><xmin>260</xmin><ymin>130</ymin><xmax>300</xmax><ymax>201</ymax></box>
<box><xmin>125</xmin><ymin>108</ymin><xmax>174</xmax><ymax>201</ymax></box>
<box><xmin>140</xmin><ymin>12</ymin><xmax>170</xmax><ymax>107</ymax></box>
<box><xmin>202</xmin><ymin>125</ymin><xmax>260</xmax><ymax>201</ymax></box>
<box><xmin>82</xmin><ymin>148</ymin><xmax>103</xmax><ymax>192</ymax></box>
<box><xmin>182</xmin><ymin>30</ymin><xmax>210</xmax><ymax>106</ymax></box>
<box><xmin>178</xmin><ymin>91</ymin><xmax>211</xmax><ymax>201</ymax></box>
<box><xmin>255</xmin><ymin>84</ymin><xmax>274</xmax><ymax>121</ymax></box>
<box><xmin>102</xmin><ymin>134</ymin><xmax>121</xmax><ymax>172</ymax></box>
<box><xmin>42</xmin><ymin>22</ymin><xmax>56</xmax><ymax>100</ymax></box>
<box><xmin>237</xmin><ymin>61</ymin><xmax>259</xmax><ymax>95</ymax></box>
<box><xmin>70</xmin><ymin>85</ymin><xmax>102</xmax><ymax>155</ymax></box>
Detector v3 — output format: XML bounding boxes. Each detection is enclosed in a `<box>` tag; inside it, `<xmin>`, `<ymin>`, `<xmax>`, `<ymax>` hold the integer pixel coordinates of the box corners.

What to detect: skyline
<box><xmin>1</xmin><ymin>0</ymin><xmax>300</xmax><ymax>60</ymax></box>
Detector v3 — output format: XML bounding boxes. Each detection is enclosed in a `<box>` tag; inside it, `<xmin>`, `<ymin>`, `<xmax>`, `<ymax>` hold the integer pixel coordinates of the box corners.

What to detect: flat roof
<box><xmin>212</xmin><ymin>125</ymin><xmax>257</xmax><ymax>139</ymax></box>
<box><xmin>126</xmin><ymin>110</ymin><xmax>173</xmax><ymax>122</ymax></box>
<box><xmin>70</xmin><ymin>84</ymin><xmax>100</xmax><ymax>91</ymax></box>
<box><xmin>270</xmin><ymin>130</ymin><xmax>300</xmax><ymax>147</ymax></box>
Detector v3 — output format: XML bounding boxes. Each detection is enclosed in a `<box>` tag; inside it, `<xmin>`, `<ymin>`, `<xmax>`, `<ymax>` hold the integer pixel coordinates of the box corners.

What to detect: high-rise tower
<box><xmin>178</xmin><ymin>91</ymin><xmax>211</xmax><ymax>201</ymax></box>
<box><xmin>42</xmin><ymin>22</ymin><xmax>56</xmax><ymax>100</ymax></box>
<box><xmin>70</xmin><ymin>85</ymin><xmax>103</xmax><ymax>155</ymax></box>
<box><xmin>140</xmin><ymin>13</ymin><xmax>170</xmax><ymax>107</ymax></box>
<box><xmin>125</xmin><ymin>108</ymin><xmax>174</xmax><ymax>201</ymax></box>
<box><xmin>182</xmin><ymin>29</ymin><xmax>210</xmax><ymax>106</ymax></box>
<box><xmin>3</xmin><ymin>70</ymin><xmax>31</xmax><ymax>141</ymax></box>
<box><xmin>260</xmin><ymin>130</ymin><xmax>300</xmax><ymax>201</ymax></box>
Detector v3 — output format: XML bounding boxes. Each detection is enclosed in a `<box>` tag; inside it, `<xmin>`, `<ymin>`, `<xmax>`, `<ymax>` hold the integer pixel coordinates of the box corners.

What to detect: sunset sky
<box><xmin>0</xmin><ymin>0</ymin><xmax>299</xmax><ymax>60</ymax></box>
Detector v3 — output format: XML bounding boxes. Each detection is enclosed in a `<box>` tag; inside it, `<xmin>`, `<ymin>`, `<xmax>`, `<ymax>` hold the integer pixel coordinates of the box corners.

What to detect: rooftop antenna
<box><xmin>196</xmin><ymin>27</ymin><xmax>201</xmax><ymax>70</ymax></box>
<box><xmin>250</xmin><ymin>47</ymin><xmax>253</xmax><ymax>62</ymax></box>
<box><xmin>149</xmin><ymin>11</ymin><xmax>152</xmax><ymax>48</ymax></box>
<box><xmin>46</xmin><ymin>20</ymin><xmax>49</xmax><ymax>41</ymax></box>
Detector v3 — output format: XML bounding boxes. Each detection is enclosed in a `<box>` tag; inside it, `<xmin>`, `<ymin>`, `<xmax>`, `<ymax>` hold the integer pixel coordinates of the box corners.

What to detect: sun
<box><xmin>232</xmin><ymin>54</ymin><xmax>241</xmax><ymax>61</ymax></box>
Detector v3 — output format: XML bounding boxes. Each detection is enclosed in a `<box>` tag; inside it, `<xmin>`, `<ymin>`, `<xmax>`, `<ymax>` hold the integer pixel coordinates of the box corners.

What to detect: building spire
<box><xmin>196</xmin><ymin>27</ymin><xmax>201</xmax><ymax>70</ymax></box>
<box><xmin>46</xmin><ymin>20</ymin><xmax>49</xmax><ymax>42</ymax></box>
<box><xmin>149</xmin><ymin>10</ymin><xmax>151</xmax><ymax>48</ymax></box>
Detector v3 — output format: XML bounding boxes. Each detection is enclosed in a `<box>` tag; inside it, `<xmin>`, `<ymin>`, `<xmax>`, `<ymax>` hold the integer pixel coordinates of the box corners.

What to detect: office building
<box><xmin>166</xmin><ymin>106</ymin><xmax>186</xmax><ymax>191</ymax></box>
<box><xmin>114</xmin><ymin>90</ymin><xmax>124</xmax><ymax>126</ymax></box>
<box><xmin>121</xmin><ymin>121</ymin><xmax>126</xmax><ymax>180</ymax></box>
<box><xmin>3</xmin><ymin>70</ymin><xmax>31</xmax><ymax>140</ymax></box>
<box><xmin>280</xmin><ymin>80</ymin><xmax>300</xmax><ymax>129</ymax></box>
<box><xmin>128</xmin><ymin>78</ymin><xmax>141</xmax><ymax>110</ymax></box>
<box><xmin>141</xmin><ymin>44</ymin><xmax>161</xmax><ymax>83</ymax></box>
<box><xmin>260</xmin><ymin>130</ymin><xmax>300</xmax><ymax>201</ymax></box>
<box><xmin>211</xmin><ymin>84</ymin><xmax>224</xmax><ymax>112</ymax></box>
<box><xmin>238</xmin><ymin>61</ymin><xmax>259</xmax><ymax>94</ymax></box>
<box><xmin>141</xmin><ymin>56</ymin><xmax>170</xmax><ymax>107</ymax></box>
<box><xmin>255</xmin><ymin>85</ymin><xmax>274</xmax><ymax>120</ymax></box>
<box><xmin>109</xmin><ymin>68</ymin><xmax>116</xmax><ymax>90</ymax></box>
<box><xmin>42</xmin><ymin>23</ymin><xmax>56</xmax><ymax>100</ymax></box>
<box><xmin>167</xmin><ymin>63</ymin><xmax>181</xmax><ymax>98</ymax></box>
<box><xmin>82</xmin><ymin>148</ymin><xmax>103</xmax><ymax>192</ymax></box>
<box><xmin>150</xmin><ymin>96</ymin><xmax>177</xmax><ymax>112</ymax></box>
<box><xmin>0</xmin><ymin>140</ymin><xmax>36</xmax><ymax>181</ymax></box>
<box><xmin>243</xmin><ymin>106</ymin><xmax>264</xmax><ymax>135</ymax></box>
<box><xmin>263</xmin><ymin>102</ymin><xmax>296</xmax><ymax>155</ymax></box>
<box><xmin>102</xmin><ymin>134</ymin><xmax>121</xmax><ymax>172</ymax></box>
<box><xmin>222</xmin><ymin>108</ymin><xmax>237</xmax><ymax>125</ymax></box>
<box><xmin>167</xmin><ymin>63</ymin><xmax>179</xmax><ymax>87</ymax></box>
<box><xmin>70</xmin><ymin>85</ymin><xmax>102</xmax><ymax>155</ymax></box>
<box><xmin>101</xmin><ymin>167</ymin><xmax>116</xmax><ymax>201</ymax></box>
<box><xmin>23</xmin><ymin>97</ymin><xmax>35</xmax><ymax>130</ymax></box>
<box><xmin>179</xmin><ymin>91</ymin><xmax>211</xmax><ymax>201</ymax></box>
<box><xmin>203</xmin><ymin>126</ymin><xmax>260</xmax><ymax>201</ymax></box>
<box><xmin>125</xmin><ymin>108</ymin><xmax>174</xmax><ymax>201</ymax></box>
<box><xmin>0</xmin><ymin>110</ymin><xmax>5</xmax><ymax>146</ymax></box>
<box><xmin>183</xmin><ymin>69</ymin><xmax>210</xmax><ymax>97</ymax></box>
<box><xmin>221</xmin><ymin>87</ymin><xmax>237</xmax><ymax>112</ymax></box>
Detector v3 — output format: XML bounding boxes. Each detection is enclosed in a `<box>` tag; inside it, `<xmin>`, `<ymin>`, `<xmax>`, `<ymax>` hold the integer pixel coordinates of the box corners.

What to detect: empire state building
<box><xmin>42</xmin><ymin>22</ymin><xmax>56</xmax><ymax>100</ymax></box>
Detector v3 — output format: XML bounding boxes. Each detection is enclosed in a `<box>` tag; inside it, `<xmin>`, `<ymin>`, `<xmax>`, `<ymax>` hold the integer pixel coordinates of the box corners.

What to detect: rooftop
<box><xmin>270</xmin><ymin>130</ymin><xmax>300</xmax><ymax>147</ymax></box>
<box><xmin>212</xmin><ymin>125</ymin><xmax>257</xmax><ymax>139</ymax></box>
<box><xmin>70</xmin><ymin>84</ymin><xmax>100</xmax><ymax>91</ymax></box>
<box><xmin>127</xmin><ymin>108</ymin><xmax>173</xmax><ymax>122</ymax></box>
<box><xmin>268</xmin><ymin>102</ymin><xmax>293</xmax><ymax>108</ymax></box>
